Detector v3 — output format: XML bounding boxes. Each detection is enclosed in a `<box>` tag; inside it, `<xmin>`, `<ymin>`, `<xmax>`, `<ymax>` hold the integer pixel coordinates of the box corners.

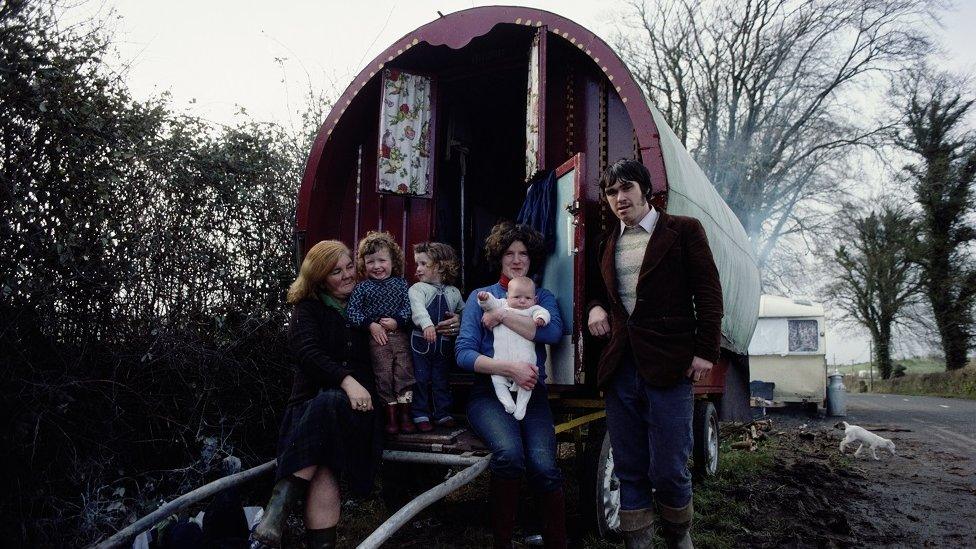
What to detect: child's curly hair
<box><xmin>413</xmin><ymin>242</ymin><xmax>460</xmax><ymax>286</ymax></box>
<box><xmin>356</xmin><ymin>231</ymin><xmax>405</xmax><ymax>278</ymax></box>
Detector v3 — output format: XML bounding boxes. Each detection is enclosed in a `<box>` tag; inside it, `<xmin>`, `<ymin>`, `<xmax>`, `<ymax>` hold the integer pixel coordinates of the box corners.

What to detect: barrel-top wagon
<box><xmin>294</xmin><ymin>5</ymin><xmax>761</xmax><ymax>543</ymax></box>
<box><xmin>96</xmin><ymin>6</ymin><xmax>761</xmax><ymax>548</ymax></box>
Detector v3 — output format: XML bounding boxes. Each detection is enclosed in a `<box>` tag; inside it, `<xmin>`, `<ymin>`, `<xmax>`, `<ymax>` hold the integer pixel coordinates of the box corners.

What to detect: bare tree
<box><xmin>826</xmin><ymin>203</ymin><xmax>922</xmax><ymax>378</ymax></box>
<box><xmin>614</xmin><ymin>0</ymin><xmax>937</xmax><ymax>275</ymax></box>
<box><xmin>896</xmin><ymin>69</ymin><xmax>976</xmax><ymax>371</ymax></box>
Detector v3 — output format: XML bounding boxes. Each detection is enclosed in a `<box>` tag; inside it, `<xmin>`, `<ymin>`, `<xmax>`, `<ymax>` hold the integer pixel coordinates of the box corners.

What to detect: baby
<box><xmin>477</xmin><ymin>276</ymin><xmax>549</xmax><ymax>420</ymax></box>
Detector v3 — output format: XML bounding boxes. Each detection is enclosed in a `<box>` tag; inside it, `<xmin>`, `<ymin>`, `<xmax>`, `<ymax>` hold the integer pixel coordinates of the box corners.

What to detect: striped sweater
<box><xmin>615</xmin><ymin>226</ymin><xmax>652</xmax><ymax>315</ymax></box>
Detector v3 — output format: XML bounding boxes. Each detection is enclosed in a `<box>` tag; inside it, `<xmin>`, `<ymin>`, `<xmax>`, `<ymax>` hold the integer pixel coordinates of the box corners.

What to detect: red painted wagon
<box><xmin>294</xmin><ymin>6</ymin><xmax>761</xmax><ymax>544</ymax></box>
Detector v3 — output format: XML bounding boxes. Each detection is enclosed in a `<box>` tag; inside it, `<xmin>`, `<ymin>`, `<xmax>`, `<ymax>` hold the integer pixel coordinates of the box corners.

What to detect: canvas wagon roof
<box><xmin>758</xmin><ymin>295</ymin><xmax>825</xmax><ymax>319</ymax></box>
<box><xmin>649</xmin><ymin>105</ymin><xmax>760</xmax><ymax>354</ymax></box>
<box><xmin>298</xmin><ymin>5</ymin><xmax>761</xmax><ymax>355</ymax></box>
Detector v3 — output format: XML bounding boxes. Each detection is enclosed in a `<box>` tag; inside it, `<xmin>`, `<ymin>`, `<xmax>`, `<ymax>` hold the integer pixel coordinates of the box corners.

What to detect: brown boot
<box><xmin>540</xmin><ymin>487</ymin><xmax>567</xmax><ymax>548</ymax></box>
<box><xmin>618</xmin><ymin>508</ymin><xmax>654</xmax><ymax>549</ymax></box>
<box><xmin>490</xmin><ymin>475</ymin><xmax>521</xmax><ymax>548</ymax></box>
<box><xmin>385</xmin><ymin>404</ymin><xmax>399</xmax><ymax>435</ymax></box>
<box><xmin>658</xmin><ymin>501</ymin><xmax>694</xmax><ymax>549</ymax></box>
<box><xmin>248</xmin><ymin>475</ymin><xmax>309</xmax><ymax>548</ymax></box>
<box><xmin>398</xmin><ymin>403</ymin><xmax>416</xmax><ymax>433</ymax></box>
<box><xmin>305</xmin><ymin>526</ymin><xmax>337</xmax><ymax>549</ymax></box>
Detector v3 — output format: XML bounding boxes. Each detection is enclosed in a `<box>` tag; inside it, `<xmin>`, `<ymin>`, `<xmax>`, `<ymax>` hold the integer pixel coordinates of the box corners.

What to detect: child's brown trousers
<box><xmin>370</xmin><ymin>330</ymin><xmax>415</xmax><ymax>404</ymax></box>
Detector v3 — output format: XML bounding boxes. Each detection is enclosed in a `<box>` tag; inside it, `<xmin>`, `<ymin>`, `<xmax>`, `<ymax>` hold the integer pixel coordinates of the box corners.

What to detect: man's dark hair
<box><xmin>598</xmin><ymin>158</ymin><xmax>652</xmax><ymax>197</ymax></box>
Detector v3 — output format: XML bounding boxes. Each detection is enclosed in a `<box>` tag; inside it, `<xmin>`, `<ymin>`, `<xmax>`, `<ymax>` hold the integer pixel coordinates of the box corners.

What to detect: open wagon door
<box><xmin>542</xmin><ymin>153</ymin><xmax>586</xmax><ymax>386</ymax></box>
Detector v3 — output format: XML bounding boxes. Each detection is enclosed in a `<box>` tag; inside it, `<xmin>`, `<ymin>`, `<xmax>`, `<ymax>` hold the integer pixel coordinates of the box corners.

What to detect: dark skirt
<box><xmin>275</xmin><ymin>387</ymin><xmax>382</xmax><ymax>497</ymax></box>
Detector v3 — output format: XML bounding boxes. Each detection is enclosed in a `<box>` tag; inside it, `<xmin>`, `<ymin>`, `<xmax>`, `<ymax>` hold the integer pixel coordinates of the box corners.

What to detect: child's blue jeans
<box><xmin>410</xmin><ymin>332</ymin><xmax>454</xmax><ymax>423</ymax></box>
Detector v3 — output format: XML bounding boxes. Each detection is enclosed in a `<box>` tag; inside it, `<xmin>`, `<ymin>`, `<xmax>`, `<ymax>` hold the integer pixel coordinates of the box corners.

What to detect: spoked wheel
<box><xmin>692</xmin><ymin>400</ymin><xmax>719</xmax><ymax>479</ymax></box>
<box><xmin>581</xmin><ymin>420</ymin><xmax>621</xmax><ymax>539</ymax></box>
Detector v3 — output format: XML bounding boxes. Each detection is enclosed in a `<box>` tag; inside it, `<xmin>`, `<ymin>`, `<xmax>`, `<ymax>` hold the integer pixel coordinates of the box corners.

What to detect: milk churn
<box><xmin>826</xmin><ymin>372</ymin><xmax>847</xmax><ymax>417</ymax></box>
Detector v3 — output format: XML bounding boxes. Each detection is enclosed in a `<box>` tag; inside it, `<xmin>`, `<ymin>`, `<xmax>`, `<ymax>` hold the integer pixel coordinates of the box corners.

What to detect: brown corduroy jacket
<box><xmin>587</xmin><ymin>211</ymin><xmax>723</xmax><ymax>388</ymax></box>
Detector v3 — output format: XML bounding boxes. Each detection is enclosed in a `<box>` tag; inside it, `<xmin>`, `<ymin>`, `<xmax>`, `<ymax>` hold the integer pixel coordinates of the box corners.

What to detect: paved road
<box><xmin>767</xmin><ymin>392</ymin><xmax>976</xmax><ymax>462</ymax></box>
<box><xmin>841</xmin><ymin>393</ymin><xmax>976</xmax><ymax>460</ymax></box>
<box><xmin>768</xmin><ymin>392</ymin><xmax>976</xmax><ymax>547</ymax></box>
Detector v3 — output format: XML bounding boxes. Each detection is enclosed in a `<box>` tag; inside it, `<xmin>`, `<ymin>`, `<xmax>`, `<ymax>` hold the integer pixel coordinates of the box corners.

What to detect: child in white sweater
<box><xmin>408</xmin><ymin>242</ymin><xmax>464</xmax><ymax>431</ymax></box>
<box><xmin>477</xmin><ymin>276</ymin><xmax>549</xmax><ymax>420</ymax></box>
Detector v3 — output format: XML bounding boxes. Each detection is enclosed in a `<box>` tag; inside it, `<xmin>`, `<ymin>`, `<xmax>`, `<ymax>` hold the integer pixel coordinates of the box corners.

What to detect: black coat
<box><xmin>275</xmin><ymin>297</ymin><xmax>381</xmax><ymax>495</ymax></box>
<box><xmin>287</xmin><ymin>297</ymin><xmax>375</xmax><ymax>405</ymax></box>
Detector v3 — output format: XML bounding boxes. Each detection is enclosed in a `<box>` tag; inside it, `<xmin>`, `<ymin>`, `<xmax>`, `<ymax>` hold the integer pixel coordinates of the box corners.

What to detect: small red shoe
<box><xmin>398</xmin><ymin>403</ymin><xmax>416</xmax><ymax>433</ymax></box>
<box><xmin>384</xmin><ymin>404</ymin><xmax>399</xmax><ymax>435</ymax></box>
<box><xmin>416</xmin><ymin>420</ymin><xmax>433</xmax><ymax>432</ymax></box>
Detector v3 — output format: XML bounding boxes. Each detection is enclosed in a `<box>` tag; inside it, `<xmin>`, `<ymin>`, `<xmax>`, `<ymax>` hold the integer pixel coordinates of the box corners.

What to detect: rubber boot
<box><xmin>658</xmin><ymin>501</ymin><xmax>694</xmax><ymax>549</ymax></box>
<box><xmin>385</xmin><ymin>404</ymin><xmax>399</xmax><ymax>435</ymax></box>
<box><xmin>249</xmin><ymin>475</ymin><xmax>309</xmax><ymax>548</ymax></box>
<box><xmin>490</xmin><ymin>475</ymin><xmax>521</xmax><ymax>548</ymax></box>
<box><xmin>540</xmin><ymin>487</ymin><xmax>567</xmax><ymax>548</ymax></box>
<box><xmin>618</xmin><ymin>508</ymin><xmax>655</xmax><ymax>549</ymax></box>
<box><xmin>398</xmin><ymin>403</ymin><xmax>416</xmax><ymax>433</ymax></box>
<box><xmin>306</xmin><ymin>526</ymin><xmax>337</xmax><ymax>549</ymax></box>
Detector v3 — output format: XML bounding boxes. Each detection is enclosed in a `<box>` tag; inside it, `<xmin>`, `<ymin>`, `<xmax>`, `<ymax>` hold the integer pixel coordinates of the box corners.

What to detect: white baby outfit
<box><xmin>478</xmin><ymin>294</ymin><xmax>550</xmax><ymax>420</ymax></box>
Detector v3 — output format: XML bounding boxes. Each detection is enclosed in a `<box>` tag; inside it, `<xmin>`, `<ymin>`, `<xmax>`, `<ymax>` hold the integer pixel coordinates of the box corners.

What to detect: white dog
<box><xmin>838</xmin><ymin>421</ymin><xmax>896</xmax><ymax>460</ymax></box>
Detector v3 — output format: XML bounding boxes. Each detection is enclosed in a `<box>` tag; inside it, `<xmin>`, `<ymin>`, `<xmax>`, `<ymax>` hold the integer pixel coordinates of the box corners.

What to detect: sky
<box><xmin>76</xmin><ymin>0</ymin><xmax>976</xmax><ymax>366</ymax></box>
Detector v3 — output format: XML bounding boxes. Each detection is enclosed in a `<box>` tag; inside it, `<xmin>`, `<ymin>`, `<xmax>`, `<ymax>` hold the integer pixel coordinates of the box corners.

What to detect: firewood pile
<box><xmin>722</xmin><ymin>419</ymin><xmax>774</xmax><ymax>452</ymax></box>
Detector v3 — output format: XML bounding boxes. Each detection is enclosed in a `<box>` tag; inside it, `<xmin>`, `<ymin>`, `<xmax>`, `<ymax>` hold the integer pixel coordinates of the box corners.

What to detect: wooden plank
<box><xmin>554</xmin><ymin>410</ymin><xmax>606</xmax><ymax>434</ymax></box>
<box><xmin>552</xmin><ymin>398</ymin><xmax>606</xmax><ymax>409</ymax></box>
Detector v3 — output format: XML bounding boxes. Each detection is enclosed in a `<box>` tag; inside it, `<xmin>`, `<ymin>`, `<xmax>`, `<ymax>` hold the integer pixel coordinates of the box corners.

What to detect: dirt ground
<box><xmin>291</xmin><ymin>414</ymin><xmax>976</xmax><ymax>548</ymax></box>
<box><xmin>749</xmin><ymin>412</ymin><xmax>976</xmax><ymax>548</ymax></box>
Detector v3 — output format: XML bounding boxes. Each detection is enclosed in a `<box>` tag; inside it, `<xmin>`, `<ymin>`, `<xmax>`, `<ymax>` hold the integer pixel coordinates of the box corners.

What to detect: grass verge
<box><xmin>869</xmin><ymin>366</ymin><xmax>976</xmax><ymax>399</ymax></box>
<box><xmin>689</xmin><ymin>440</ymin><xmax>775</xmax><ymax>549</ymax></box>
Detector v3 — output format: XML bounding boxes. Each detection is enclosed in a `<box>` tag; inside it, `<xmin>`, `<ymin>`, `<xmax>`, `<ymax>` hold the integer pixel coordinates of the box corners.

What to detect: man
<box><xmin>587</xmin><ymin>159</ymin><xmax>723</xmax><ymax>548</ymax></box>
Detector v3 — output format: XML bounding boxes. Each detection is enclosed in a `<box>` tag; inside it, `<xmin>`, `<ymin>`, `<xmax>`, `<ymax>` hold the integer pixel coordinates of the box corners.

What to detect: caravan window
<box><xmin>788</xmin><ymin>320</ymin><xmax>818</xmax><ymax>352</ymax></box>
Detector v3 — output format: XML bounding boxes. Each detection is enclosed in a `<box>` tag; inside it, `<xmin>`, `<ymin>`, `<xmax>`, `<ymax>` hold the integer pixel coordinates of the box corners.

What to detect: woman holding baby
<box><xmin>455</xmin><ymin>221</ymin><xmax>567</xmax><ymax>549</ymax></box>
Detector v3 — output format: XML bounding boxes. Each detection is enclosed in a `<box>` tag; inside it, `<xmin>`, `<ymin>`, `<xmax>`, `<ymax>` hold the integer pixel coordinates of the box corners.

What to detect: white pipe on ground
<box><xmin>357</xmin><ymin>455</ymin><xmax>490</xmax><ymax>549</ymax></box>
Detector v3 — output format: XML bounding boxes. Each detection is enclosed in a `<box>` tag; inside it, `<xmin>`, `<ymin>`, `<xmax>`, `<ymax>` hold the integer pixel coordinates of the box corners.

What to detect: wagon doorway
<box><xmin>432</xmin><ymin>47</ymin><xmax>533</xmax><ymax>291</ymax></box>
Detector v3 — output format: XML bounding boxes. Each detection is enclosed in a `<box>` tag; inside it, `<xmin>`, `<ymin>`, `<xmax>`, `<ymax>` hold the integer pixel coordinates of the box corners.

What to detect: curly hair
<box><xmin>413</xmin><ymin>241</ymin><xmax>460</xmax><ymax>286</ymax></box>
<box><xmin>483</xmin><ymin>221</ymin><xmax>545</xmax><ymax>275</ymax></box>
<box><xmin>287</xmin><ymin>240</ymin><xmax>353</xmax><ymax>304</ymax></box>
<box><xmin>356</xmin><ymin>230</ymin><xmax>405</xmax><ymax>278</ymax></box>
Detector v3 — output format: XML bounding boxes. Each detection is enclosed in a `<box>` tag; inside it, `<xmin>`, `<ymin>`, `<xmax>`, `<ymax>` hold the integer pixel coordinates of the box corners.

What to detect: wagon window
<box><xmin>787</xmin><ymin>320</ymin><xmax>818</xmax><ymax>352</ymax></box>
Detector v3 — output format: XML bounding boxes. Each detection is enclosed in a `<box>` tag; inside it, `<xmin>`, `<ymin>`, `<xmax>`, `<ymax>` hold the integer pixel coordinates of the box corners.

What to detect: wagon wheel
<box><xmin>580</xmin><ymin>420</ymin><xmax>620</xmax><ymax>539</ymax></box>
<box><xmin>692</xmin><ymin>400</ymin><xmax>719</xmax><ymax>479</ymax></box>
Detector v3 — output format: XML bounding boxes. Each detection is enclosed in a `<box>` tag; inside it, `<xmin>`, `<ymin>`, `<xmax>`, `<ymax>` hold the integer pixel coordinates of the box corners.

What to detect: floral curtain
<box><xmin>378</xmin><ymin>69</ymin><xmax>433</xmax><ymax>197</ymax></box>
<box><xmin>525</xmin><ymin>31</ymin><xmax>541</xmax><ymax>179</ymax></box>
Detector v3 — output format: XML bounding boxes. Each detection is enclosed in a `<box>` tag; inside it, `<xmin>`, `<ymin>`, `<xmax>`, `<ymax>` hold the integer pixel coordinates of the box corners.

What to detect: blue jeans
<box><xmin>466</xmin><ymin>377</ymin><xmax>563</xmax><ymax>493</ymax></box>
<box><xmin>605</xmin><ymin>356</ymin><xmax>694</xmax><ymax>510</ymax></box>
<box><xmin>410</xmin><ymin>332</ymin><xmax>454</xmax><ymax>422</ymax></box>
